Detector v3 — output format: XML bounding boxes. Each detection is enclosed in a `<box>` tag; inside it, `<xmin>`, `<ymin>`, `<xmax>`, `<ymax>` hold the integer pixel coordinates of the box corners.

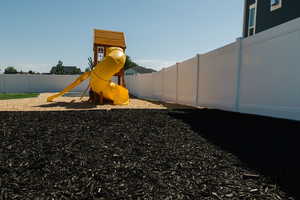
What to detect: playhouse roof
<box><xmin>94</xmin><ymin>29</ymin><xmax>126</xmax><ymax>49</ymax></box>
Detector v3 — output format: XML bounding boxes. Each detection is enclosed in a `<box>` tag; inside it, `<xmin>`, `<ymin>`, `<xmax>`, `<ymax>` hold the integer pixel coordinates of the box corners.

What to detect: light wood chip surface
<box><xmin>0</xmin><ymin>93</ymin><xmax>190</xmax><ymax>111</ymax></box>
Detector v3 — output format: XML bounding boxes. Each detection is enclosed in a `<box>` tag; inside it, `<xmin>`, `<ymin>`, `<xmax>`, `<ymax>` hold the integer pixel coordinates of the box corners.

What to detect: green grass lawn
<box><xmin>0</xmin><ymin>93</ymin><xmax>39</xmax><ymax>100</ymax></box>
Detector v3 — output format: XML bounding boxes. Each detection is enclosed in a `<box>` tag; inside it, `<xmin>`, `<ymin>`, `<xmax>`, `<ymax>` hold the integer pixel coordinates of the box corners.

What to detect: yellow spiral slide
<box><xmin>47</xmin><ymin>47</ymin><xmax>129</xmax><ymax>105</ymax></box>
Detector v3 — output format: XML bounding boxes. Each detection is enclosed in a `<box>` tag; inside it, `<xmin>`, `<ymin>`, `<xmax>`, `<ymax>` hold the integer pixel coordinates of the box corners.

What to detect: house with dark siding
<box><xmin>243</xmin><ymin>0</ymin><xmax>300</xmax><ymax>38</ymax></box>
<box><xmin>50</xmin><ymin>66</ymin><xmax>81</xmax><ymax>75</ymax></box>
<box><xmin>125</xmin><ymin>66</ymin><xmax>156</xmax><ymax>75</ymax></box>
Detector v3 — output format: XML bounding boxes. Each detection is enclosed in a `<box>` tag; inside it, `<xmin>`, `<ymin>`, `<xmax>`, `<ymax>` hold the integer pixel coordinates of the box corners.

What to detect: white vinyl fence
<box><xmin>126</xmin><ymin>17</ymin><xmax>300</xmax><ymax>121</ymax></box>
<box><xmin>0</xmin><ymin>74</ymin><xmax>118</xmax><ymax>93</ymax></box>
<box><xmin>0</xmin><ymin>75</ymin><xmax>88</xmax><ymax>93</ymax></box>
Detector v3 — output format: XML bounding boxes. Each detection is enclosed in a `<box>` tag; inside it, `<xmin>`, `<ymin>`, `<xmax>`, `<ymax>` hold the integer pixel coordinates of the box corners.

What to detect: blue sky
<box><xmin>0</xmin><ymin>0</ymin><xmax>244</xmax><ymax>73</ymax></box>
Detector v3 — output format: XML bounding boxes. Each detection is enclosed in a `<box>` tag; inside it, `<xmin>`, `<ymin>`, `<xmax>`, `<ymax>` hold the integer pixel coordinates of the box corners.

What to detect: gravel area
<box><xmin>0</xmin><ymin>109</ymin><xmax>298</xmax><ymax>199</ymax></box>
<box><xmin>0</xmin><ymin>93</ymin><xmax>188</xmax><ymax>111</ymax></box>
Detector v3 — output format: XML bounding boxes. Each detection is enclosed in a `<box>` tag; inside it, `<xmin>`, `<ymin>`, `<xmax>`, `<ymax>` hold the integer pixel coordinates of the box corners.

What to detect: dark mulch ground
<box><xmin>0</xmin><ymin>109</ymin><xmax>298</xmax><ymax>199</ymax></box>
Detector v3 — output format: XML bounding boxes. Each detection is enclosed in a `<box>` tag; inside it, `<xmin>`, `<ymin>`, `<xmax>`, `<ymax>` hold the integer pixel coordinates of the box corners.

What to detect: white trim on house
<box><xmin>248</xmin><ymin>1</ymin><xmax>257</xmax><ymax>37</ymax></box>
<box><xmin>271</xmin><ymin>0</ymin><xmax>282</xmax><ymax>11</ymax></box>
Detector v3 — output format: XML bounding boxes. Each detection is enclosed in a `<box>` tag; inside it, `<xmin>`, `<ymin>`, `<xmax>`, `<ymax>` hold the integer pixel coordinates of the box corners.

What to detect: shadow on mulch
<box><xmin>169</xmin><ymin>108</ymin><xmax>300</xmax><ymax>198</ymax></box>
<box><xmin>128</xmin><ymin>94</ymin><xmax>195</xmax><ymax>109</ymax></box>
<box><xmin>36</xmin><ymin>97</ymin><xmax>193</xmax><ymax>110</ymax></box>
<box><xmin>146</xmin><ymin>101</ymin><xmax>195</xmax><ymax>110</ymax></box>
<box><xmin>35</xmin><ymin>101</ymin><xmax>98</xmax><ymax>109</ymax></box>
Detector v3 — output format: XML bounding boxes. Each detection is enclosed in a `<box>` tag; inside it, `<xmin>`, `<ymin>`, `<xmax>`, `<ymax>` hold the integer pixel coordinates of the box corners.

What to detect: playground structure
<box><xmin>47</xmin><ymin>29</ymin><xmax>129</xmax><ymax>105</ymax></box>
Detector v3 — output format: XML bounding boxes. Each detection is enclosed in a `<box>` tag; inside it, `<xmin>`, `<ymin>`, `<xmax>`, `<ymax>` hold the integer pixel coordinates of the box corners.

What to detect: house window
<box><xmin>271</xmin><ymin>0</ymin><xmax>282</xmax><ymax>11</ymax></box>
<box><xmin>248</xmin><ymin>3</ymin><xmax>257</xmax><ymax>37</ymax></box>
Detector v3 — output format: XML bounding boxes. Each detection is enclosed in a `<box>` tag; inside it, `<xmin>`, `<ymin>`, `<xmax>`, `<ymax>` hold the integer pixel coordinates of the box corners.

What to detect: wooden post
<box><xmin>118</xmin><ymin>72</ymin><xmax>121</xmax><ymax>85</ymax></box>
<box><xmin>99</xmin><ymin>92</ymin><xmax>104</xmax><ymax>105</ymax></box>
<box><xmin>93</xmin><ymin>45</ymin><xmax>98</xmax><ymax>66</ymax></box>
<box><xmin>121</xmin><ymin>68</ymin><xmax>126</xmax><ymax>87</ymax></box>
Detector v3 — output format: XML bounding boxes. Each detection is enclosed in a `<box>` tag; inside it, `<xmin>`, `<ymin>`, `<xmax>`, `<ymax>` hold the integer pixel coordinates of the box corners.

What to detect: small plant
<box><xmin>0</xmin><ymin>93</ymin><xmax>39</xmax><ymax>100</ymax></box>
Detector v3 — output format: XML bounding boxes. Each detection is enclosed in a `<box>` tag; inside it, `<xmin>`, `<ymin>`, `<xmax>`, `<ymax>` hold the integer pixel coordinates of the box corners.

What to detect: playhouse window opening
<box><xmin>98</xmin><ymin>47</ymin><xmax>105</xmax><ymax>61</ymax></box>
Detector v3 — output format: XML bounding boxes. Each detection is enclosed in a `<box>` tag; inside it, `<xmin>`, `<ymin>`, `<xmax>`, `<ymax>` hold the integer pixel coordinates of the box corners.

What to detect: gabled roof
<box><xmin>94</xmin><ymin>29</ymin><xmax>126</xmax><ymax>48</ymax></box>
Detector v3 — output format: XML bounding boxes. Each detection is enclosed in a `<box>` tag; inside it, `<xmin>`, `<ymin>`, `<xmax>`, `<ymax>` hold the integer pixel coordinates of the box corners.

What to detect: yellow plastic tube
<box><xmin>90</xmin><ymin>47</ymin><xmax>129</xmax><ymax>105</ymax></box>
<box><xmin>47</xmin><ymin>47</ymin><xmax>129</xmax><ymax>105</ymax></box>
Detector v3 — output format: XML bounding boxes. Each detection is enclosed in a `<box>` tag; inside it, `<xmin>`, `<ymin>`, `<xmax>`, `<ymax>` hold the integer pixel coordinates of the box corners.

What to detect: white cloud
<box><xmin>135</xmin><ymin>59</ymin><xmax>176</xmax><ymax>71</ymax></box>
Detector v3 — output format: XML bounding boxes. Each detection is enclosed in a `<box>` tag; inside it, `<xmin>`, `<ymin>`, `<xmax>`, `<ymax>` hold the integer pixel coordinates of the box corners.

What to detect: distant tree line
<box><xmin>1</xmin><ymin>66</ymin><xmax>38</xmax><ymax>74</ymax></box>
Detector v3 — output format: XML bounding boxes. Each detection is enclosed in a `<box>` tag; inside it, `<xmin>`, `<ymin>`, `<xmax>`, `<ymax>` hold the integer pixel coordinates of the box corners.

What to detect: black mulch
<box><xmin>0</xmin><ymin>109</ymin><xmax>299</xmax><ymax>199</ymax></box>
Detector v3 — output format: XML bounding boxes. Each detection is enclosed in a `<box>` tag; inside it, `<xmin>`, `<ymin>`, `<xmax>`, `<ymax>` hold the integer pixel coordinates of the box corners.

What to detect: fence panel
<box><xmin>239</xmin><ymin>19</ymin><xmax>300</xmax><ymax>120</ymax></box>
<box><xmin>197</xmin><ymin>42</ymin><xmax>239</xmax><ymax>111</ymax></box>
<box><xmin>177</xmin><ymin>56</ymin><xmax>198</xmax><ymax>106</ymax></box>
<box><xmin>28</xmin><ymin>75</ymin><xmax>88</xmax><ymax>92</ymax></box>
<box><xmin>125</xmin><ymin>75</ymin><xmax>133</xmax><ymax>94</ymax></box>
<box><xmin>0</xmin><ymin>76</ymin><xmax>3</xmax><ymax>93</ymax></box>
<box><xmin>136</xmin><ymin>73</ymin><xmax>153</xmax><ymax>99</ymax></box>
<box><xmin>131</xmin><ymin>75</ymin><xmax>138</xmax><ymax>96</ymax></box>
<box><xmin>162</xmin><ymin>65</ymin><xmax>177</xmax><ymax>103</ymax></box>
<box><xmin>0</xmin><ymin>75</ymin><xmax>90</xmax><ymax>93</ymax></box>
<box><xmin>152</xmin><ymin>71</ymin><xmax>163</xmax><ymax>101</ymax></box>
<box><xmin>129</xmin><ymin>75</ymin><xmax>136</xmax><ymax>95</ymax></box>
<box><xmin>132</xmin><ymin>75</ymin><xmax>140</xmax><ymax>97</ymax></box>
<box><xmin>2</xmin><ymin>75</ymin><xmax>30</xmax><ymax>93</ymax></box>
<box><xmin>130</xmin><ymin>75</ymin><xmax>141</xmax><ymax>97</ymax></box>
